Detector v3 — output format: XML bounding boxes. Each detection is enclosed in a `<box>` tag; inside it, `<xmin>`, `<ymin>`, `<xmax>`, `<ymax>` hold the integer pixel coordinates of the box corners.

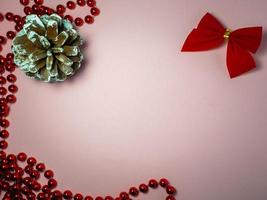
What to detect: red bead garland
<box><xmin>0</xmin><ymin>0</ymin><xmax>177</xmax><ymax>199</ymax></box>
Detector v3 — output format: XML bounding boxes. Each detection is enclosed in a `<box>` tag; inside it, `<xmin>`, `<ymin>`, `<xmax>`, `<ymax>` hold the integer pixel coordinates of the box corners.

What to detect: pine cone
<box><xmin>12</xmin><ymin>14</ymin><xmax>83</xmax><ymax>82</ymax></box>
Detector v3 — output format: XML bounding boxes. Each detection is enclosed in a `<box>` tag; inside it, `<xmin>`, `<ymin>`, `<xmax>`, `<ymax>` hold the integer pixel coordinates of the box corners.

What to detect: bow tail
<box><xmin>226</xmin><ymin>39</ymin><xmax>256</xmax><ymax>78</ymax></box>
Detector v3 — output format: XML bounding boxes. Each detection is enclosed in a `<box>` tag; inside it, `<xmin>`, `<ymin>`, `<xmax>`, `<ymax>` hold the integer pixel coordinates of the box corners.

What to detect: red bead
<box><xmin>32</xmin><ymin>4</ymin><xmax>40</xmax><ymax>13</ymax></box>
<box><xmin>15</xmin><ymin>25</ymin><xmax>23</xmax><ymax>32</ymax></box>
<box><xmin>36</xmin><ymin>163</ymin><xmax>45</xmax><ymax>172</ymax></box>
<box><xmin>6</xmin><ymin>64</ymin><xmax>16</xmax><ymax>72</ymax></box>
<box><xmin>85</xmin><ymin>15</ymin><xmax>94</xmax><ymax>24</ymax></box>
<box><xmin>23</xmin><ymin>177</ymin><xmax>32</xmax><ymax>185</ymax></box>
<box><xmin>119</xmin><ymin>192</ymin><xmax>129</xmax><ymax>200</ymax></box>
<box><xmin>166</xmin><ymin>195</ymin><xmax>176</xmax><ymax>200</ymax></box>
<box><xmin>67</xmin><ymin>1</ymin><xmax>76</xmax><ymax>9</ymax></box>
<box><xmin>20</xmin><ymin>0</ymin><xmax>30</xmax><ymax>6</ymax></box>
<box><xmin>64</xmin><ymin>15</ymin><xmax>73</xmax><ymax>23</ymax></box>
<box><xmin>87</xmin><ymin>0</ymin><xmax>96</xmax><ymax>7</ymax></box>
<box><xmin>90</xmin><ymin>7</ymin><xmax>100</xmax><ymax>16</ymax></box>
<box><xmin>5</xmin><ymin>12</ymin><xmax>14</xmax><ymax>21</ymax></box>
<box><xmin>27</xmin><ymin>192</ymin><xmax>36</xmax><ymax>199</ymax></box>
<box><xmin>0</xmin><ymin>140</ymin><xmax>8</xmax><ymax>149</ymax></box>
<box><xmin>0</xmin><ymin>119</ymin><xmax>9</xmax><ymax>128</ymax></box>
<box><xmin>159</xmin><ymin>178</ymin><xmax>169</xmax><ymax>187</ymax></box>
<box><xmin>0</xmin><ymin>105</ymin><xmax>9</xmax><ymax>117</ymax></box>
<box><xmin>5</xmin><ymin>57</ymin><xmax>13</xmax><ymax>65</ymax></box>
<box><xmin>34</xmin><ymin>183</ymin><xmax>41</xmax><ymax>191</ymax></box>
<box><xmin>129</xmin><ymin>187</ymin><xmax>139</xmax><ymax>196</ymax></box>
<box><xmin>56</xmin><ymin>5</ymin><xmax>66</xmax><ymax>14</ymax></box>
<box><xmin>25</xmin><ymin>165</ymin><xmax>34</xmax><ymax>174</ymax></box>
<box><xmin>166</xmin><ymin>185</ymin><xmax>176</xmax><ymax>195</ymax></box>
<box><xmin>0</xmin><ymin>45</ymin><xmax>2</xmax><ymax>52</ymax></box>
<box><xmin>6</xmin><ymin>53</ymin><xmax>14</xmax><ymax>59</ymax></box>
<box><xmin>74</xmin><ymin>193</ymin><xmax>83</xmax><ymax>200</ymax></box>
<box><xmin>47</xmin><ymin>8</ymin><xmax>55</xmax><ymax>15</ymax></box>
<box><xmin>21</xmin><ymin>185</ymin><xmax>30</xmax><ymax>195</ymax></box>
<box><xmin>63</xmin><ymin>190</ymin><xmax>73</xmax><ymax>199</ymax></box>
<box><xmin>77</xmin><ymin>0</ymin><xmax>86</xmax><ymax>6</ymax></box>
<box><xmin>0</xmin><ymin>56</ymin><xmax>5</xmax><ymax>64</ymax></box>
<box><xmin>0</xmin><ymin>87</ymin><xmax>7</xmax><ymax>95</ymax></box>
<box><xmin>7</xmin><ymin>154</ymin><xmax>16</xmax><ymax>163</ymax></box>
<box><xmin>0</xmin><ymin>66</ymin><xmax>5</xmax><ymax>74</ymax></box>
<box><xmin>27</xmin><ymin>157</ymin><xmax>37</xmax><ymax>166</ymax></box>
<box><xmin>6</xmin><ymin>31</ymin><xmax>16</xmax><ymax>39</ymax></box>
<box><xmin>13</xmin><ymin>15</ymin><xmax>21</xmax><ymax>23</ymax></box>
<box><xmin>84</xmin><ymin>196</ymin><xmax>93</xmax><ymax>200</ymax></box>
<box><xmin>37</xmin><ymin>192</ymin><xmax>46</xmax><ymax>200</ymax></box>
<box><xmin>0</xmin><ymin>36</ymin><xmax>7</xmax><ymax>44</ymax></box>
<box><xmin>75</xmin><ymin>17</ymin><xmax>84</xmax><ymax>27</ymax></box>
<box><xmin>52</xmin><ymin>190</ymin><xmax>63</xmax><ymax>198</ymax></box>
<box><xmin>17</xmin><ymin>20</ymin><xmax>24</xmax><ymax>26</ymax></box>
<box><xmin>22</xmin><ymin>16</ymin><xmax>26</xmax><ymax>23</ymax></box>
<box><xmin>44</xmin><ymin>169</ymin><xmax>54</xmax><ymax>179</ymax></box>
<box><xmin>24</xmin><ymin>6</ymin><xmax>32</xmax><ymax>15</ymax></box>
<box><xmin>2</xmin><ymin>182</ymin><xmax>10</xmax><ymax>190</ymax></box>
<box><xmin>42</xmin><ymin>185</ymin><xmax>50</xmax><ymax>194</ymax></box>
<box><xmin>8</xmin><ymin>84</ymin><xmax>18</xmax><ymax>93</ymax></box>
<box><xmin>17</xmin><ymin>152</ymin><xmax>27</xmax><ymax>161</ymax></box>
<box><xmin>139</xmin><ymin>184</ymin><xmax>148</xmax><ymax>193</ymax></box>
<box><xmin>13</xmin><ymin>172</ymin><xmax>22</xmax><ymax>180</ymax></box>
<box><xmin>0</xmin><ymin>76</ymin><xmax>6</xmax><ymax>84</ymax></box>
<box><xmin>7</xmin><ymin>74</ymin><xmax>17</xmax><ymax>83</ymax></box>
<box><xmin>30</xmin><ymin>170</ymin><xmax>40</xmax><ymax>179</ymax></box>
<box><xmin>95</xmin><ymin>197</ymin><xmax>104</xmax><ymax>200</ymax></box>
<box><xmin>43</xmin><ymin>7</ymin><xmax>50</xmax><ymax>15</ymax></box>
<box><xmin>0</xmin><ymin>130</ymin><xmax>9</xmax><ymax>138</ymax></box>
<box><xmin>48</xmin><ymin>178</ymin><xmax>57</xmax><ymax>188</ymax></box>
<box><xmin>38</xmin><ymin>5</ymin><xmax>45</xmax><ymax>14</ymax></box>
<box><xmin>0</xmin><ymin>13</ymin><xmax>4</xmax><ymax>22</ymax></box>
<box><xmin>33</xmin><ymin>181</ymin><xmax>41</xmax><ymax>191</ymax></box>
<box><xmin>148</xmin><ymin>179</ymin><xmax>158</xmax><ymax>188</ymax></box>
<box><xmin>0</xmin><ymin>97</ymin><xmax>7</xmax><ymax>104</ymax></box>
<box><xmin>0</xmin><ymin>105</ymin><xmax>8</xmax><ymax>116</ymax></box>
<box><xmin>6</xmin><ymin>94</ymin><xmax>17</xmax><ymax>104</ymax></box>
<box><xmin>34</xmin><ymin>0</ymin><xmax>44</xmax><ymax>5</ymax></box>
<box><xmin>0</xmin><ymin>150</ymin><xmax>6</xmax><ymax>158</ymax></box>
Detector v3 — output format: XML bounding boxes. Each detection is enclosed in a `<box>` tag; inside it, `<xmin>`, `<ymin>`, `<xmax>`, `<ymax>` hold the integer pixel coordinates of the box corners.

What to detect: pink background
<box><xmin>1</xmin><ymin>0</ymin><xmax>267</xmax><ymax>199</ymax></box>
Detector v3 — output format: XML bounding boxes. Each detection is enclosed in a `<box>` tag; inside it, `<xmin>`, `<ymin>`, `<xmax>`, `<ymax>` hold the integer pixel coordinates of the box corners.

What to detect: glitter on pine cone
<box><xmin>12</xmin><ymin>14</ymin><xmax>83</xmax><ymax>82</ymax></box>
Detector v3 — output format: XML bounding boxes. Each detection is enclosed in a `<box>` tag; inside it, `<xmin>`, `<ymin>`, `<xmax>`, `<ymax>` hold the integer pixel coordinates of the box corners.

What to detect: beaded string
<box><xmin>0</xmin><ymin>0</ymin><xmax>177</xmax><ymax>199</ymax></box>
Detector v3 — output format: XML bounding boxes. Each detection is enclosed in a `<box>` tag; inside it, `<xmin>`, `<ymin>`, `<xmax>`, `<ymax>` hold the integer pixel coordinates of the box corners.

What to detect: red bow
<box><xmin>181</xmin><ymin>13</ymin><xmax>262</xmax><ymax>78</ymax></box>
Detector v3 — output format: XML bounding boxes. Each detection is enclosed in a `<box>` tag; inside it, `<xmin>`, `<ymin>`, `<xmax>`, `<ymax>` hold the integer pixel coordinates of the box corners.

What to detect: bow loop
<box><xmin>230</xmin><ymin>27</ymin><xmax>262</xmax><ymax>53</ymax></box>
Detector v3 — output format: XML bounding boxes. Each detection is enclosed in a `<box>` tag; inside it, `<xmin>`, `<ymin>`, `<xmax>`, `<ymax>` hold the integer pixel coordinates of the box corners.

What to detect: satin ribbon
<box><xmin>181</xmin><ymin>13</ymin><xmax>263</xmax><ymax>78</ymax></box>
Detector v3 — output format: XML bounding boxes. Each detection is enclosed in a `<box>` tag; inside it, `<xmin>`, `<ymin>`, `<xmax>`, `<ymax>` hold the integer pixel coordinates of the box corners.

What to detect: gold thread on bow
<box><xmin>223</xmin><ymin>28</ymin><xmax>231</xmax><ymax>39</ymax></box>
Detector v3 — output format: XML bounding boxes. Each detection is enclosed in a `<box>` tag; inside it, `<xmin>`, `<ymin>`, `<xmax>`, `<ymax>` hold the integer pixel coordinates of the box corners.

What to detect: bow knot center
<box><xmin>223</xmin><ymin>29</ymin><xmax>231</xmax><ymax>39</ymax></box>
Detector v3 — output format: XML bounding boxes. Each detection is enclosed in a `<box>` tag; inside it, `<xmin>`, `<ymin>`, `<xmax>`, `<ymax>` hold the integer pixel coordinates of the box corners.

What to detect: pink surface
<box><xmin>1</xmin><ymin>0</ymin><xmax>267</xmax><ymax>199</ymax></box>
